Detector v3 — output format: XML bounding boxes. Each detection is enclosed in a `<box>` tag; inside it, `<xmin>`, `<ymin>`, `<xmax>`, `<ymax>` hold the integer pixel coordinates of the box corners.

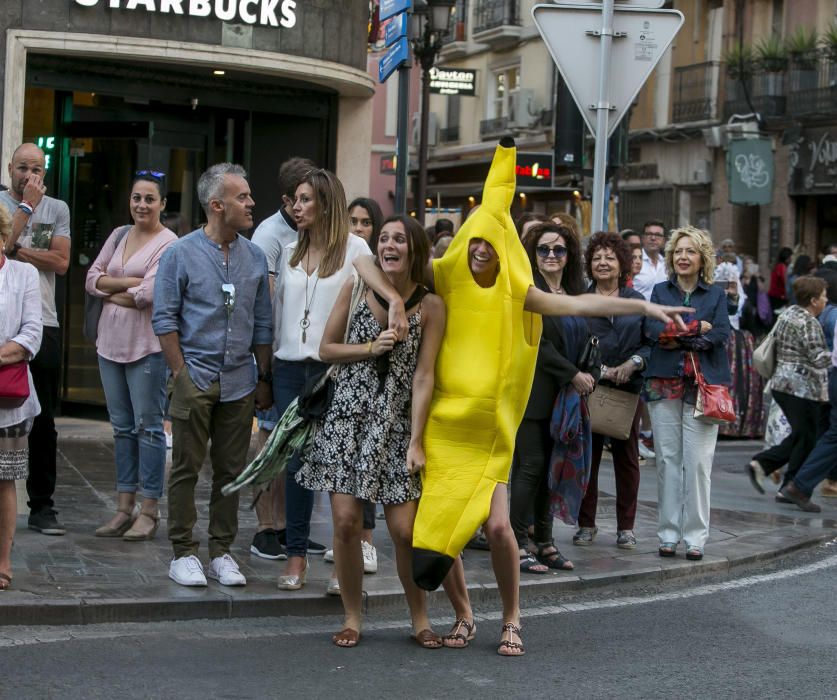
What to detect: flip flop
<box><xmin>412</xmin><ymin>629</ymin><xmax>443</xmax><ymax>649</ymax></box>
<box><xmin>0</xmin><ymin>572</ymin><xmax>11</xmax><ymax>591</ymax></box>
<box><xmin>332</xmin><ymin>627</ymin><xmax>360</xmax><ymax>648</ymax></box>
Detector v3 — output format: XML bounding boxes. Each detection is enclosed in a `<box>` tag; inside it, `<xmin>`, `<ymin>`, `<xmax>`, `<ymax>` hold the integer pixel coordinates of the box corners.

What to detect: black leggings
<box><xmin>509</xmin><ymin>417</ymin><xmax>554</xmax><ymax>549</ymax></box>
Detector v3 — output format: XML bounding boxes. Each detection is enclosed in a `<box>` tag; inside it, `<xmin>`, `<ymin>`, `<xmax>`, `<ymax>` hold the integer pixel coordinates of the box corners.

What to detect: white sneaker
<box><xmin>326</xmin><ymin>577</ymin><xmax>340</xmax><ymax>596</ymax></box>
<box><xmin>638</xmin><ymin>441</ymin><xmax>655</xmax><ymax>460</ymax></box>
<box><xmin>169</xmin><ymin>555</ymin><xmax>207</xmax><ymax>587</ymax></box>
<box><xmin>362</xmin><ymin>541</ymin><xmax>378</xmax><ymax>574</ymax></box>
<box><xmin>323</xmin><ymin>548</ymin><xmax>335</xmax><ymax>563</ymax></box>
<box><xmin>208</xmin><ymin>553</ymin><xmax>247</xmax><ymax>586</ymax></box>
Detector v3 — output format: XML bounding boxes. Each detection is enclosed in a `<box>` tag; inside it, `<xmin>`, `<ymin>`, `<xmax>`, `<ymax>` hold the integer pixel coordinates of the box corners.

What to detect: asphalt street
<box><xmin>2</xmin><ymin>542</ymin><xmax>835</xmax><ymax>700</ymax></box>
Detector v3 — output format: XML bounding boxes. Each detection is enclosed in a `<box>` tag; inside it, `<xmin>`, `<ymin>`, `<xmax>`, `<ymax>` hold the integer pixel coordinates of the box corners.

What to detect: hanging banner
<box><xmin>788</xmin><ymin>128</ymin><xmax>837</xmax><ymax>195</ymax></box>
<box><xmin>727</xmin><ymin>138</ymin><xmax>774</xmax><ymax>206</ymax></box>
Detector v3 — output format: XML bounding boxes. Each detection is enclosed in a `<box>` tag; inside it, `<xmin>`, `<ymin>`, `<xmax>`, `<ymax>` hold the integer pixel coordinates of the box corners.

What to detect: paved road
<box><xmin>3</xmin><ymin>542</ymin><xmax>835</xmax><ymax>699</ymax></box>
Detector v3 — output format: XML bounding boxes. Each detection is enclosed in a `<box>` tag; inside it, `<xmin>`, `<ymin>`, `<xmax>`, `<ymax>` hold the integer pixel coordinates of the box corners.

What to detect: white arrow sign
<box><xmin>532</xmin><ymin>4</ymin><xmax>684</xmax><ymax>138</ymax></box>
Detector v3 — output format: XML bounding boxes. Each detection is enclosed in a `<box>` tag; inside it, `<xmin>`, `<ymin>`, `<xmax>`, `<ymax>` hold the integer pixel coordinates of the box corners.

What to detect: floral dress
<box><xmin>297</xmin><ymin>299</ymin><xmax>423</xmax><ymax>504</ymax></box>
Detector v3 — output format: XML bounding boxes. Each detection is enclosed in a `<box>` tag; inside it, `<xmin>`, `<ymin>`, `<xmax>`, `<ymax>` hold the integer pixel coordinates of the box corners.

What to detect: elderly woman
<box><xmin>645</xmin><ymin>226</ymin><xmax>731</xmax><ymax>561</ymax></box>
<box><xmin>746</xmin><ymin>277</ymin><xmax>831</xmax><ymax>499</ymax></box>
<box><xmin>575</xmin><ymin>232</ymin><xmax>649</xmax><ymax>550</ymax></box>
<box><xmin>0</xmin><ymin>205</ymin><xmax>42</xmax><ymax>589</ymax></box>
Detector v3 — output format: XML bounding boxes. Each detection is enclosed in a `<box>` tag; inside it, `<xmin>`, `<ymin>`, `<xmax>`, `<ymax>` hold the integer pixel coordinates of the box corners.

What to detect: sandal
<box><xmin>95</xmin><ymin>504</ymin><xmax>139</xmax><ymax>537</ymax></box>
<box><xmin>0</xmin><ymin>572</ymin><xmax>11</xmax><ymax>591</ymax></box>
<box><xmin>685</xmin><ymin>546</ymin><xmax>703</xmax><ymax>561</ymax></box>
<box><xmin>520</xmin><ymin>551</ymin><xmax>548</xmax><ymax>575</ymax></box>
<box><xmin>332</xmin><ymin>627</ymin><xmax>360</xmax><ymax>648</ymax></box>
<box><xmin>412</xmin><ymin>629</ymin><xmax>443</xmax><ymax>649</ymax></box>
<box><xmin>658</xmin><ymin>542</ymin><xmax>677</xmax><ymax>557</ymax></box>
<box><xmin>497</xmin><ymin>622</ymin><xmax>525</xmax><ymax>657</ymax></box>
<box><xmin>123</xmin><ymin>511</ymin><xmax>160</xmax><ymax>541</ymax></box>
<box><xmin>442</xmin><ymin>618</ymin><xmax>476</xmax><ymax>648</ymax></box>
<box><xmin>535</xmin><ymin>542</ymin><xmax>574</xmax><ymax>571</ymax></box>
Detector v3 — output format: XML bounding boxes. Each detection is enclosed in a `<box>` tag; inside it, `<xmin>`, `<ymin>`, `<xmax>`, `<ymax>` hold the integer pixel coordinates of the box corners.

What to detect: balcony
<box><xmin>786</xmin><ymin>53</ymin><xmax>837</xmax><ymax>117</ymax></box>
<box><xmin>441</xmin><ymin>2</ymin><xmax>468</xmax><ymax>59</ymax></box>
<box><xmin>480</xmin><ymin>116</ymin><xmax>512</xmax><ymax>140</ymax></box>
<box><xmin>723</xmin><ymin>72</ymin><xmax>787</xmax><ymax>120</ymax></box>
<box><xmin>672</xmin><ymin>62</ymin><xmax>719</xmax><ymax>123</ymax></box>
<box><xmin>472</xmin><ymin>0</ymin><xmax>521</xmax><ymax>49</ymax></box>
<box><xmin>439</xmin><ymin>125</ymin><xmax>460</xmax><ymax>143</ymax></box>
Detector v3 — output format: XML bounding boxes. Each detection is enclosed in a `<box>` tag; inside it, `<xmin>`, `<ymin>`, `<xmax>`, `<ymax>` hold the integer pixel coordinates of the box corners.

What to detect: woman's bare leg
<box><xmin>330</xmin><ymin>493</ymin><xmax>364</xmax><ymax>638</ymax></box>
<box><xmin>0</xmin><ymin>481</ymin><xmax>16</xmax><ymax>583</ymax></box>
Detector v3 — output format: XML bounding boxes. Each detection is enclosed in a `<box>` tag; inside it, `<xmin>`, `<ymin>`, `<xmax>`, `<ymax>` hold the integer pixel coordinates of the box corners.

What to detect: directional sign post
<box><xmin>532</xmin><ymin>2</ymin><xmax>683</xmax><ymax>231</ymax></box>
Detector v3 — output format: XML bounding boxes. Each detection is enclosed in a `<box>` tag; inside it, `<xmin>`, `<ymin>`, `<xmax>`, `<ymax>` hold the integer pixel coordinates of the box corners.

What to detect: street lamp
<box><xmin>411</xmin><ymin>0</ymin><xmax>454</xmax><ymax>223</ymax></box>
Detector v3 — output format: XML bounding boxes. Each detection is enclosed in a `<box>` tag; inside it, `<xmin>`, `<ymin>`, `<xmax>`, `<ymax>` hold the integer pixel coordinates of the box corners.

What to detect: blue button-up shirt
<box><xmin>152</xmin><ymin>228</ymin><xmax>272</xmax><ymax>401</ymax></box>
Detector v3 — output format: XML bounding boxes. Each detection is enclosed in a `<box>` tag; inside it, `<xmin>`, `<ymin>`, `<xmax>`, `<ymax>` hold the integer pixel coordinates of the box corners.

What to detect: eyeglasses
<box><xmin>536</xmin><ymin>244</ymin><xmax>568</xmax><ymax>259</ymax></box>
<box><xmin>136</xmin><ymin>169</ymin><xmax>166</xmax><ymax>181</ymax></box>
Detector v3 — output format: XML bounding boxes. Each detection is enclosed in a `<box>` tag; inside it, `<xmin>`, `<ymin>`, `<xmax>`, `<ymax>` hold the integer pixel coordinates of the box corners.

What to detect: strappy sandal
<box><xmin>442</xmin><ymin>618</ymin><xmax>476</xmax><ymax>648</ymax></box>
<box><xmin>332</xmin><ymin>628</ymin><xmax>360</xmax><ymax>648</ymax></box>
<box><xmin>412</xmin><ymin>629</ymin><xmax>443</xmax><ymax>649</ymax></box>
<box><xmin>520</xmin><ymin>551</ymin><xmax>548</xmax><ymax>574</ymax></box>
<box><xmin>535</xmin><ymin>542</ymin><xmax>574</xmax><ymax>571</ymax></box>
<box><xmin>0</xmin><ymin>572</ymin><xmax>12</xmax><ymax>591</ymax></box>
<box><xmin>658</xmin><ymin>542</ymin><xmax>677</xmax><ymax>557</ymax></box>
<box><xmin>497</xmin><ymin>622</ymin><xmax>525</xmax><ymax>657</ymax></box>
<box><xmin>95</xmin><ymin>504</ymin><xmax>139</xmax><ymax>537</ymax></box>
<box><xmin>123</xmin><ymin>511</ymin><xmax>160</xmax><ymax>541</ymax></box>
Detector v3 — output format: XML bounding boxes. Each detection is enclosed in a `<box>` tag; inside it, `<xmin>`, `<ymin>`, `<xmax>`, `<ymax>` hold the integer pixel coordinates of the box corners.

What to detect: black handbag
<box><xmin>577</xmin><ymin>335</ymin><xmax>601</xmax><ymax>375</ymax></box>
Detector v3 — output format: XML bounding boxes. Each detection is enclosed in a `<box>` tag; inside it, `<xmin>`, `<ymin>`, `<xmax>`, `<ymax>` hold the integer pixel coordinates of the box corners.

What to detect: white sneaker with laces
<box><xmin>169</xmin><ymin>555</ymin><xmax>207</xmax><ymax>587</ymax></box>
<box><xmin>208</xmin><ymin>553</ymin><xmax>247</xmax><ymax>586</ymax></box>
<box><xmin>362</xmin><ymin>541</ymin><xmax>378</xmax><ymax>574</ymax></box>
<box><xmin>638</xmin><ymin>441</ymin><xmax>655</xmax><ymax>460</ymax></box>
<box><xmin>323</xmin><ymin>548</ymin><xmax>335</xmax><ymax>563</ymax></box>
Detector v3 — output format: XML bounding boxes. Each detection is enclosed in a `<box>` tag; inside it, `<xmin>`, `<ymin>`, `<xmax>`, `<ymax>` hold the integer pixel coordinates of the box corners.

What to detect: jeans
<box><xmin>793</xmin><ymin>369</ymin><xmax>837</xmax><ymax>496</ymax></box>
<box><xmin>27</xmin><ymin>326</ymin><xmax>61</xmax><ymax>513</ymax></box>
<box><xmin>275</xmin><ymin>359</ymin><xmax>328</xmax><ymax>558</ymax></box>
<box><xmin>509</xmin><ymin>417</ymin><xmax>554</xmax><ymax>549</ymax></box>
<box><xmin>648</xmin><ymin>398</ymin><xmax>719</xmax><ymax>549</ymax></box>
<box><xmin>98</xmin><ymin>353</ymin><xmax>167</xmax><ymax>499</ymax></box>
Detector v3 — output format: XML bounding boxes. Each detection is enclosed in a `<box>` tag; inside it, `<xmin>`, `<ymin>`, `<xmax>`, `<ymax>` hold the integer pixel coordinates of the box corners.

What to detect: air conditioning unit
<box><xmin>412</xmin><ymin>112</ymin><xmax>439</xmax><ymax>147</ymax></box>
<box><xmin>702</xmin><ymin>126</ymin><xmax>723</xmax><ymax>149</ymax></box>
<box><xmin>692</xmin><ymin>160</ymin><xmax>712</xmax><ymax>184</ymax></box>
<box><xmin>509</xmin><ymin>89</ymin><xmax>538</xmax><ymax>128</ymax></box>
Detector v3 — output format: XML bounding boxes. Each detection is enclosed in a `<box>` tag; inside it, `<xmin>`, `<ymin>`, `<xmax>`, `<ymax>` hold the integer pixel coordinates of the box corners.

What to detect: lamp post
<box><xmin>411</xmin><ymin>0</ymin><xmax>454</xmax><ymax>224</ymax></box>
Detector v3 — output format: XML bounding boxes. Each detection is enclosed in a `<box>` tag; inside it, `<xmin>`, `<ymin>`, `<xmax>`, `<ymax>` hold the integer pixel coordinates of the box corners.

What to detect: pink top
<box><xmin>85</xmin><ymin>226</ymin><xmax>178</xmax><ymax>363</ymax></box>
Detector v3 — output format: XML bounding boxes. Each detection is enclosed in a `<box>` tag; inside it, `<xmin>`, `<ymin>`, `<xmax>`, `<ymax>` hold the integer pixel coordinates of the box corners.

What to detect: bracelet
<box><xmin>366</xmin><ymin>341</ymin><xmax>373</xmax><ymax>356</ymax></box>
<box><xmin>17</xmin><ymin>201</ymin><xmax>33</xmax><ymax>216</ymax></box>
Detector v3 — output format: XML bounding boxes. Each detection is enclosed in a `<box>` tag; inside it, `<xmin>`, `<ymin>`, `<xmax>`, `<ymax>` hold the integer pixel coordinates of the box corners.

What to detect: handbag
<box><xmin>577</xmin><ymin>335</ymin><xmax>601</xmax><ymax>375</ymax></box>
<box><xmin>587</xmin><ymin>384</ymin><xmax>640</xmax><ymax>440</ymax></box>
<box><xmin>690</xmin><ymin>353</ymin><xmax>736</xmax><ymax>425</ymax></box>
<box><xmin>83</xmin><ymin>225</ymin><xmax>132</xmax><ymax>344</ymax></box>
<box><xmin>0</xmin><ymin>361</ymin><xmax>30</xmax><ymax>409</ymax></box>
<box><xmin>297</xmin><ymin>275</ymin><xmax>367</xmax><ymax>421</ymax></box>
<box><xmin>752</xmin><ymin>329</ymin><xmax>776</xmax><ymax>379</ymax></box>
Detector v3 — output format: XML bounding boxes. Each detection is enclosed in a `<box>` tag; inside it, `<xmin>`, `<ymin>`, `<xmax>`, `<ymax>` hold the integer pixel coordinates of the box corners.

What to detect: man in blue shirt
<box><xmin>153</xmin><ymin>163</ymin><xmax>273</xmax><ymax>587</ymax></box>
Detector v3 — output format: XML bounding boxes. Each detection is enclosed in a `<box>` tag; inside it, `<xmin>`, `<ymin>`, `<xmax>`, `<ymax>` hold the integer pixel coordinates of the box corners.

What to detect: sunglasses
<box><xmin>136</xmin><ymin>169</ymin><xmax>166</xmax><ymax>181</ymax></box>
<box><xmin>536</xmin><ymin>244</ymin><xmax>568</xmax><ymax>259</ymax></box>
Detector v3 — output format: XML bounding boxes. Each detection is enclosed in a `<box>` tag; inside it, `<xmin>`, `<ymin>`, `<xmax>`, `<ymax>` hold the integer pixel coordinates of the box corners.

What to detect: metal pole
<box><xmin>394</xmin><ymin>65</ymin><xmax>411</xmax><ymax>215</ymax></box>
<box><xmin>591</xmin><ymin>0</ymin><xmax>615</xmax><ymax>234</ymax></box>
<box><xmin>416</xmin><ymin>64</ymin><xmax>431</xmax><ymax>223</ymax></box>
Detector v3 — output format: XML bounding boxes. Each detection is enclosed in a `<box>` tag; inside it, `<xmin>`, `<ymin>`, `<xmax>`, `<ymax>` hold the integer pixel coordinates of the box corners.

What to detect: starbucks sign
<box><xmin>73</xmin><ymin>0</ymin><xmax>298</xmax><ymax>28</ymax></box>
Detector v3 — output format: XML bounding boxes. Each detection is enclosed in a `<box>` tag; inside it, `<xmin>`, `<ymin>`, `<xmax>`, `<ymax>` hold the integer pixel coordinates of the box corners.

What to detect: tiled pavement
<box><xmin>3</xmin><ymin>418</ymin><xmax>835</xmax><ymax>626</ymax></box>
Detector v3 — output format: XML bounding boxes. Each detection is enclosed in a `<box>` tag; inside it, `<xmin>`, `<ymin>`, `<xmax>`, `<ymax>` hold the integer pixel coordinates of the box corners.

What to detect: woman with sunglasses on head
<box><xmin>296</xmin><ymin>215</ymin><xmax>445</xmax><ymax>648</ymax></box>
<box><xmin>85</xmin><ymin>170</ymin><xmax>177</xmax><ymax>540</ymax></box>
<box><xmin>509</xmin><ymin>221</ymin><xmax>591</xmax><ymax>575</ymax></box>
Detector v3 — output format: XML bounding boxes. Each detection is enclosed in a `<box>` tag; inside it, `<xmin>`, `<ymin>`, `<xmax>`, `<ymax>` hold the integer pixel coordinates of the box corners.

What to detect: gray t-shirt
<box><xmin>0</xmin><ymin>191</ymin><xmax>71</xmax><ymax>328</ymax></box>
<box><xmin>251</xmin><ymin>207</ymin><xmax>297</xmax><ymax>275</ymax></box>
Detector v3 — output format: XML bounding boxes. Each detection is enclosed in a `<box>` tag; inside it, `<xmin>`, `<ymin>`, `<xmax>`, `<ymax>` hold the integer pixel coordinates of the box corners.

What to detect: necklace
<box><xmin>596</xmin><ymin>285</ymin><xmax>619</xmax><ymax>297</ymax></box>
<box><xmin>547</xmin><ymin>284</ymin><xmax>564</xmax><ymax>294</ymax></box>
<box><xmin>300</xmin><ymin>248</ymin><xmax>320</xmax><ymax>344</ymax></box>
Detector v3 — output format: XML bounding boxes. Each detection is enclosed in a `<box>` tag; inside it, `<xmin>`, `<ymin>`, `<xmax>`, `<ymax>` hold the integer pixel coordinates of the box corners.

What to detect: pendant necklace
<box><xmin>300</xmin><ymin>248</ymin><xmax>320</xmax><ymax>344</ymax></box>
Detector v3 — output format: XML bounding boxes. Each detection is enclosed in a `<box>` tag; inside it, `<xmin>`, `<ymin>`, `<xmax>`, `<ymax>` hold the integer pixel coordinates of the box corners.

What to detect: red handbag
<box><xmin>689</xmin><ymin>353</ymin><xmax>735</xmax><ymax>425</ymax></box>
<box><xmin>0</xmin><ymin>361</ymin><xmax>30</xmax><ymax>409</ymax></box>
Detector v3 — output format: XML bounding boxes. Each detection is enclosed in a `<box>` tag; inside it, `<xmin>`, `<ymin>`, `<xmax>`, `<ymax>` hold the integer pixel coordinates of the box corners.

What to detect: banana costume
<box><xmin>413</xmin><ymin>138</ymin><xmax>542</xmax><ymax>590</ymax></box>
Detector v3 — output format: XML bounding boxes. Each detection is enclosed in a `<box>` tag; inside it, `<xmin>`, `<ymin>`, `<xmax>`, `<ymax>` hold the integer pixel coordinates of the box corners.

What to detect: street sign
<box><xmin>379</xmin><ymin>36</ymin><xmax>410</xmax><ymax>83</ymax></box>
<box><xmin>428</xmin><ymin>67</ymin><xmax>477</xmax><ymax>96</ymax></box>
<box><xmin>380</xmin><ymin>0</ymin><xmax>412</xmax><ymax>22</ymax></box>
<box><xmin>385</xmin><ymin>12</ymin><xmax>408</xmax><ymax>48</ymax></box>
<box><xmin>550</xmin><ymin>0</ymin><xmax>666</xmax><ymax>8</ymax></box>
<box><xmin>532</xmin><ymin>4</ymin><xmax>684</xmax><ymax>138</ymax></box>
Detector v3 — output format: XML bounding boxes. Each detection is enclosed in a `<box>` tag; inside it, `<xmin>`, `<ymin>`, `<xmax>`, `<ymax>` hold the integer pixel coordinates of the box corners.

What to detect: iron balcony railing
<box><xmin>672</xmin><ymin>61</ymin><xmax>719</xmax><ymax>123</ymax></box>
<box><xmin>442</xmin><ymin>0</ymin><xmax>468</xmax><ymax>44</ymax></box>
<box><xmin>473</xmin><ymin>0</ymin><xmax>520</xmax><ymax>34</ymax></box>
<box><xmin>786</xmin><ymin>53</ymin><xmax>837</xmax><ymax>117</ymax></box>
<box><xmin>479</xmin><ymin>116</ymin><xmax>510</xmax><ymax>139</ymax></box>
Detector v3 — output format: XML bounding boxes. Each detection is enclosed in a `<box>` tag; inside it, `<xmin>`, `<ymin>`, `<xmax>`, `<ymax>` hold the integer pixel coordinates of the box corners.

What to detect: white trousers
<box><xmin>648</xmin><ymin>398</ymin><xmax>719</xmax><ymax>549</ymax></box>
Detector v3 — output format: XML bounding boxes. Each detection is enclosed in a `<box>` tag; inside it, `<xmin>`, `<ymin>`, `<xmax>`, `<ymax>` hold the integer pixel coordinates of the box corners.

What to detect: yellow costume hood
<box><xmin>413</xmin><ymin>138</ymin><xmax>542</xmax><ymax>590</ymax></box>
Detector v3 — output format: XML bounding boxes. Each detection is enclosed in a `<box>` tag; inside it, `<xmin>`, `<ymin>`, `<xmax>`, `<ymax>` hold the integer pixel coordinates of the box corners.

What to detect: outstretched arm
<box><xmin>524</xmin><ymin>286</ymin><xmax>692</xmax><ymax>328</ymax></box>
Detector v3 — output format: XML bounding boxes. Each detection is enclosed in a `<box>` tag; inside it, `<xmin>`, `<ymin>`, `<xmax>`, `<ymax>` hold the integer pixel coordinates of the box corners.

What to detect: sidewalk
<box><xmin>3</xmin><ymin>418</ymin><xmax>835</xmax><ymax>626</ymax></box>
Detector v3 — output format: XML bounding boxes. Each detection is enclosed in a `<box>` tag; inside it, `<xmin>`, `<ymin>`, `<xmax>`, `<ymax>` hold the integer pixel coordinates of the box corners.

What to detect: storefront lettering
<box><xmin>807</xmin><ymin>131</ymin><xmax>837</xmax><ymax>173</ymax></box>
<box><xmin>73</xmin><ymin>0</ymin><xmax>298</xmax><ymax>28</ymax></box>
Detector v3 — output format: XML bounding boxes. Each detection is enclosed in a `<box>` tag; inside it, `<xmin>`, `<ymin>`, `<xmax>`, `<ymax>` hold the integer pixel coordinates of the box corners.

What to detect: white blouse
<box><xmin>274</xmin><ymin>234</ymin><xmax>370</xmax><ymax>361</ymax></box>
<box><xmin>0</xmin><ymin>258</ymin><xmax>42</xmax><ymax>427</ymax></box>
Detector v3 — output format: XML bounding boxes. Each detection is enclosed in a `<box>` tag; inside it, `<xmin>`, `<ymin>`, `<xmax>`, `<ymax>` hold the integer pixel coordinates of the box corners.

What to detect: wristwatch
<box><xmin>630</xmin><ymin>355</ymin><xmax>644</xmax><ymax>368</ymax></box>
<box><xmin>257</xmin><ymin>370</ymin><xmax>273</xmax><ymax>384</ymax></box>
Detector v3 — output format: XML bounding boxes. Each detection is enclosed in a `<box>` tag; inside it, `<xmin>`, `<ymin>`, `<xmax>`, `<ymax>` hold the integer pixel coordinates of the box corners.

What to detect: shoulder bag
<box><xmin>690</xmin><ymin>352</ymin><xmax>736</xmax><ymax>425</ymax></box>
<box><xmin>587</xmin><ymin>383</ymin><xmax>640</xmax><ymax>440</ymax></box>
<box><xmin>752</xmin><ymin>328</ymin><xmax>777</xmax><ymax>379</ymax></box>
<box><xmin>83</xmin><ymin>225</ymin><xmax>132</xmax><ymax>344</ymax></box>
<box><xmin>0</xmin><ymin>361</ymin><xmax>30</xmax><ymax>409</ymax></box>
<box><xmin>577</xmin><ymin>335</ymin><xmax>601</xmax><ymax>374</ymax></box>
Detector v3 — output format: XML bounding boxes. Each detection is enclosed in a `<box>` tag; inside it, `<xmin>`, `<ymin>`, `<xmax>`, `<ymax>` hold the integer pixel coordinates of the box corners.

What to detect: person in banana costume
<box><xmin>355</xmin><ymin>137</ymin><xmax>692</xmax><ymax>655</ymax></box>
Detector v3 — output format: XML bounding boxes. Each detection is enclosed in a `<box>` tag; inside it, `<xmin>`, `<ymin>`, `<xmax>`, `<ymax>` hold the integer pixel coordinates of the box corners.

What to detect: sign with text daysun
<box><xmin>385</xmin><ymin>12</ymin><xmax>408</xmax><ymax>48</ymax></box>
<box><xmin>727</xmin><ymin>138</ymin><xmax>774</xmax><ymax>206</ymax></box>
<box><xmin>380</xmin><ymin>0</ymin><xmax>412</xmax><ymax>22</ymax></box>
<box><xmin>379</xmin><ymin>37</ymin><xmax>410</xmax><ymax>83</ymax></box>
<box><xmin>532</xmin><ymin>4</ymin><xmax>683</xmax><ymax>138</ymax></box>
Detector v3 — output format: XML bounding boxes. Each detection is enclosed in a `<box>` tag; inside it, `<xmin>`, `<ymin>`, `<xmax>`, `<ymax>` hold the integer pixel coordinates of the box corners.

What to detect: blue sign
<box><xmin>385</xmin><ymin>12</ymin><xmax>408</xmax><ymax>48</ymax></box>
<box><xmin>380</xmin><ymin>0</ymin><xmax>411</xmax><ymax>22</ymax></box>
<box><xmin>379</xmin><ymin>36</ymin><xmax>410</xmax><ymax>83</ymax></box>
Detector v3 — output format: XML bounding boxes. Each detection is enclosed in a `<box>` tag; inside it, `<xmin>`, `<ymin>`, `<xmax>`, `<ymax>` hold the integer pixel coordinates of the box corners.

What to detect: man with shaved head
<box><xmin>0</xmin><ymin>142</ymin><xmax>71</xmax><ymax>536</ymax></box>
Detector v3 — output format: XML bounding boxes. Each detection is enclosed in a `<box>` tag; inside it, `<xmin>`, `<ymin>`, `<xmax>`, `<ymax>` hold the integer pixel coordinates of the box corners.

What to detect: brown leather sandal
<box><xmin>0</xmin><ymin>572</ymin><xmax>12</xmax><ymax>591</ymax></box>
<box><xmin>332</xmin><ymin>627</ymin><xmax>360</xmax><ymax>648</ymax></box>
<box><xmin>442</xmin><ymin>618</ymin><xmax>476</xmax><ymax>648</ymax></box>
<box><xmin>412</xmin><ymin>629</ymin><xmax>443</xmax><ymax>649</ymax></box>
<box><xmin>497</xmin><ymin>622</ymin><xmax>525</xmax><ymax>657</ymax></box>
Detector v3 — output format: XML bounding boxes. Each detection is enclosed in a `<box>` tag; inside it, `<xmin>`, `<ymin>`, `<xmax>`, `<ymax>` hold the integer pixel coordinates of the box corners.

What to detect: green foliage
<box><xmin>756</xmin><ymin>35</ymin><xmax>789</xmax><ymax>72</ymax></box>
<box><xmin>820</xmin><ymin>22</ymin><xmax>837</xmax><ymax>59</ymax></box>
<box><xmin>786</xmin><ymin>27</ymin><xmax>819</xmax><ymax>68</ymax></box>
<box><xmin>723</xmin><ymin>42</ymin><xmax>755</xmax><ymax>80</ymax></box>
